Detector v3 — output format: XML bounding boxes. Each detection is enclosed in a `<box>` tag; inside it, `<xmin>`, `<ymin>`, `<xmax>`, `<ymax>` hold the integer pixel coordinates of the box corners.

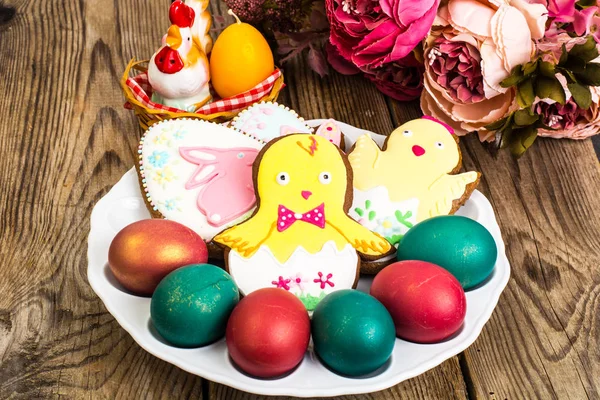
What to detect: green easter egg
<box><xmin>151</xmin><ymin>264</ymin><xmax>239</xmax><ymax>347</ymax></box>
<box><xmin>312</xmin><ymin>290</ymin><xmax>395</xmax><ymax>377</ymax></box>
<box><xmin>397</xmin><ymin>215</ymin><xmax>497</xmax><ymax>290</ymax></box>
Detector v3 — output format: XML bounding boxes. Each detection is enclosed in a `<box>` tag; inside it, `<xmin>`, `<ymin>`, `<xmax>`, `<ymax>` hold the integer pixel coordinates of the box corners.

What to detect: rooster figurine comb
<box><xmin>148</xmin><ymin>0</ymin><xmax>211</xmax><ymax>111</ymax></box>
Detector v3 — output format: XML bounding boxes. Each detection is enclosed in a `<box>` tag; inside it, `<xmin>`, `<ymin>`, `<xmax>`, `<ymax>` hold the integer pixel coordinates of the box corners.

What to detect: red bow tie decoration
<box><xmin>277</xmin><ymin>204</ymin><xmax>325</xmax><ymax>232</ymax></box>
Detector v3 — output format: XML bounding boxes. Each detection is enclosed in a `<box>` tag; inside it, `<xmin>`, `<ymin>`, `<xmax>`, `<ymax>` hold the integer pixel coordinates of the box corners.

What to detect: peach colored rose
<box><xmin>421</xmin><ymin>0</ymin><xmax>547</xmax><ymax>140</ymax></box>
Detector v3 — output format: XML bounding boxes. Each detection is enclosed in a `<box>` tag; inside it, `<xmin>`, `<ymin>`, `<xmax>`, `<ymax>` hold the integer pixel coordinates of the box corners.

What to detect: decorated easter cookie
<box><xmin>231</xmin><ymin>102</ymin><xmax>313</xmax><ymax>142</ymax></box>
<box><xmin>314</xmin><ymin>118</ymin><xmax>344</xmax><ymax>148</ymax></box>
<box><xmin>348</xmin><ymin>116</ymin><xmax>480</xmax><ymax>272</ymax></box>
<box><xmin>138</xmin><ymin>119</ymin><xmax>263</xmax><ymax>246</ymax></box>
<box><xmin>214</xmin><ymin>134</ymin><xmax>393</xmax><ymax>311</ymax></box>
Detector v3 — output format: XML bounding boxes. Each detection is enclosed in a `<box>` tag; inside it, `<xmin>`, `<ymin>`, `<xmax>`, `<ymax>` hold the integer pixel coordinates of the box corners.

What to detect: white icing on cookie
<box><xmin>231</xmin><ymin>101</ymin><xmax>313</xmax><ymax>142</ymax></box>
<box><xmin>139</xmin><ymin>119</ymin><xmax>263</xmax><ymax>241</ymax></box>
<box><xmin>349</xmin><ymin>186</ymin><xmax>419</xmax><ymax>246</ymax></box>
<box><xmin>228</xmin><ymin>241</ymin><xmax>357</xmax><ymax>310</ymax></box>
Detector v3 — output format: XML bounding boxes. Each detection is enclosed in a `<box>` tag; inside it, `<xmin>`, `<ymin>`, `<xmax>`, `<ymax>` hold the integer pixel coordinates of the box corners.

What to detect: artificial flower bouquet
<box><xmin>226</xmin><ymin>0</ymin><xmax>600</xmax><ymax>156</ymax></box>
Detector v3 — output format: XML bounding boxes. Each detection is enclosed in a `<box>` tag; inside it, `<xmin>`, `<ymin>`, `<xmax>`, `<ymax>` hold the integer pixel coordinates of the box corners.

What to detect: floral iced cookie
<box><xmin>231</xmin><ymin>102</ymin><xmax>313</xmax><ymax>142</ymax></box>
<box><xmin>348</xmin><ymin>116</ymin><xmax>480</xmax><ymax>272</ymax></box>
<box><xmin>138</xmin><ymin>119</ymin><xmax>263</xmax><ymax>249</ymax></box>
<box><xmin>214</xmin><ymin>134</ymin><xmax>393</xmax><ymax>310</ymax></box>
<box><xmin>314</xmin><ymin>118</ymin><xmax>344</xmax><ymax>148</ymax></box>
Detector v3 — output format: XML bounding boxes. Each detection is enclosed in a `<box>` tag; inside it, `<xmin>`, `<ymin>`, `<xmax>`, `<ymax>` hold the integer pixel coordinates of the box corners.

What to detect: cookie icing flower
<box><xmin>148</xmin><ymin>150</ymin><xmax>170</xmax><ymax>168</ymax></box>
<box><xmin>314</xmin><ymin>272</ymin><xmax>335</xmax><ymax>289</ymax></box>
<box><xmin>272</xmin><ymin>276</ymin><xmax>292</xmax><ymax>290</ymax></box>
<box><xmin>152</xmin><ymin>166</ymin><xmax>176</xmax><ymax>186</ymax></box>
<box><xmin>289</xmin><ymin>273</ymin><xmax>309</xmax><ymax>291</ymax></box>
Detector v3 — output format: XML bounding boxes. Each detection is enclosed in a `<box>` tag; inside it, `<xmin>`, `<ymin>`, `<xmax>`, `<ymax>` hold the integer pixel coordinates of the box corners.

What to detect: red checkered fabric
<box><xmin>125</xmin><ymin>69</ymin><xmax>283</xmax><ymax>115</ymax></box>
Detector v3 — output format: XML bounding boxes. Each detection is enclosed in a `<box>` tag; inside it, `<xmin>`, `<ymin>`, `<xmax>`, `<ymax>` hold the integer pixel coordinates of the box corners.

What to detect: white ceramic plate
<box><xmin>87</xmin><ymin>120</ymin><xmax>510</xmax><ymax>398</ymax></box>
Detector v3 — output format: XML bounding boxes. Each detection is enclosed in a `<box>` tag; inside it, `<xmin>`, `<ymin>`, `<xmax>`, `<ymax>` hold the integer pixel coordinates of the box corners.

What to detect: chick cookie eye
<box><xmin>319</xmin><ymin>172</ymin><xmax>332</xmax><ymax>184</ymax></box>
<box><xmin>276</xmin><ymin>172</ymin><xmax>290</xmax><ymax>185</ymax></box>
<box><xmin>435</xmin><ymin>142</ymin><xmax>444</xmax><ymax>149</ymax></box>
<box><xmin>402</xmin><ymin>130</ymin><xmax>413</xmax><ymax>137</ymax></box>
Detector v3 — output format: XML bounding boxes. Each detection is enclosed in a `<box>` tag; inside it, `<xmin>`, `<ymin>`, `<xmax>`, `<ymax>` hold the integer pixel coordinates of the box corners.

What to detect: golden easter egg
<box><xmin>210</xmin><ymin>10</ymin><xmax>274</xmax><ymax>99</ymax></box>
<box><xmin>108</xmin><ymin>219</ymin><xmax>208</xmax><ymax>296</ymax></box>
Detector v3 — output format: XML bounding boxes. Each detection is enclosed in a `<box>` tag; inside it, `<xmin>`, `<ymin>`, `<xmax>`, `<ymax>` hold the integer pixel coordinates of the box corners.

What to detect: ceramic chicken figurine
<box><xmin>214</xmin><ymin>134</ymin><xmax>393</xmax><ymax>310</ymax></box>
<box><xmin>186</xmin><ymin>0</ymin><xmax>212</xmax><ymax>55</ymax></box>
<box><xmin>348</xmin><ymin>116</ymin><xmax>480</xmax><ymax>247</ymax></box>
<box><xmin>148</xmin><ymin>0</ymin><xmax>211</xmax><ymax>111</ymax></box>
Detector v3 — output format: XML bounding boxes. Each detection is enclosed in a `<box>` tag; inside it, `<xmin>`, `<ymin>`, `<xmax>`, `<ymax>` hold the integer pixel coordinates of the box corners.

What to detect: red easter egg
<box><xmin>108</xmin><ymin>219</ymin><xmax>208</xmax><ymax>296</ymax></box>
<box><xmin>371</xmin><ymin>260</ymin><xmax>466</xmax><ymax>343</ymax></box>
<box><xmin>226</xmin><ymin>288</ymin><xmax>310</xmax><ymax>378</ymax></box>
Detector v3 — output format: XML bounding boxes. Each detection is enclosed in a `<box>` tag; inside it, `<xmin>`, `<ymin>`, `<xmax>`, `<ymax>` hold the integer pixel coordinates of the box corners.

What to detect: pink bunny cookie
<box><xmin>179</xmin><ymin>146</ymin><xmax>258</xmax><ymax>226</ymax></box>
<box><xmin>138</xmin><ymin>119</ymin><xmax>263</xmax><ymax>250</ymax></box>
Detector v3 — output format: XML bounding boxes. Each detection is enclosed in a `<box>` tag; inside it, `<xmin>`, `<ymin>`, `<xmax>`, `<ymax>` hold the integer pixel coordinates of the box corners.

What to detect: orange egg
<box><xmin>108</xmin><ymin>219</ymin><xmax>208</xmax><ymax>296</ymax></box>
<box><xmin>210</xmin><ymin>10</ymin><xmax>274</xmax><ymax>99</ymax></box>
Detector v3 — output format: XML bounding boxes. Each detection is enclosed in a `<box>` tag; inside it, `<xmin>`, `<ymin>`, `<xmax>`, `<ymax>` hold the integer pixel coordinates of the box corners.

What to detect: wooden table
<box><xmin>1</xmin><ymin>0</ymin><xmax>599</xmax><ymax>398</ymax></box>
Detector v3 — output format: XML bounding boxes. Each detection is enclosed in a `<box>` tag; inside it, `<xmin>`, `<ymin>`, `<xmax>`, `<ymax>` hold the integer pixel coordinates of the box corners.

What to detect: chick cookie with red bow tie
<box><xmin>214</xmin><ymin>134</ymin><xmax>393</xmax><ymax>311</ymax></box>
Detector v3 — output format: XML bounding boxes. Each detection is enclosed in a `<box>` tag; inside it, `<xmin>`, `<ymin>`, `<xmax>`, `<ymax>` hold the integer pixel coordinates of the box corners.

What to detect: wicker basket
<box><xmin>121</xmin><ymin>59</ymin><xmax>285</xmax><ymax>131</ymax></box>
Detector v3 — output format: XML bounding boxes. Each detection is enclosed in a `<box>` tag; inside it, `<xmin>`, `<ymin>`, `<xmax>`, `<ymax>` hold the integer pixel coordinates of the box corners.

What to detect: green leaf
<box><xmin>574</xmin><ymin>63</ymin><xmax>600</xmax><ymax>86</ymax></box>
<box><xmin>568</xmin><ymin>82</ymin><xmax>592</xmax><ymax>109</ymax></box>
<box><xmin>509</xmin><ymin>126</ymin><xmax>538</xmax><ymax>158</ymax></box>
<box><xmin>564</xmin><ymin>56</ymin><xmax>586</xmax><ymax>73</ymax></box>
<box><xmin>535</xmin><ymin>76</ymin><xmax>567</xmax><ymax>104</ymax></box>
<box><xmin>500</xmin><ymin>66</ymin><xmax>525</xmax><ymax>88</ymax></box>
<box><xmin>517</xmin><ymin>79</ymin><xmax>535</xmax><ymax>108</ymax></box>
<box><xmin>513</xmin><ymin>109</ymin><xmax>539</xmax><ymax>126</ymax></box>
<box><xmin>558</xmin><ymin>67</ymin><xmax>577</xmax><ymax>83</ymax></box>
<box><xmin>577</xmin><ymin>0</ymin><xmax>597</xmax><ymax>8</ymax></box>
<box><xmin>569</xmin><ymin>35</ymin><xmax>599</xmax><ymax>62</ymax></box>
<box><xmin>500</xmin><ymin>125</ymin><xmax>514</xmax><ymax>149</ymax></box>
<box><xmin>354</xmin><ymin>207</ymin><xmax>363</xmax><ymax>217</ymax></box>
<box><xmin>559</xmin><ymin>44</ymin><xmax>568</xmax><ymax>66</ymax></box>
<box><xmin>485</xmin><ymin>116</ymin><xmax>510</xmax><ymax>131</ymax></box>
<box><xmin>539</xmin><ymin>61</ymin><xmax>556</xmax><ymax>78</ymax></box>
<box><xmin>368</xmin><ymin>210</ymin><xmax>376</xmax><ymax>221</ymax></box>
<box><xmin>522</xmin><ymin>60</ymin><xmax>538</xmax><ymax>76</ymax></box>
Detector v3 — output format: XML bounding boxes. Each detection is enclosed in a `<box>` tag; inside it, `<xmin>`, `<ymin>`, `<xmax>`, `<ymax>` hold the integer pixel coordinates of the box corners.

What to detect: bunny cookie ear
<box><xmin>315</xmin><ymin>119</ymin><xmax>343</xmax><ymax>147</ymax></box>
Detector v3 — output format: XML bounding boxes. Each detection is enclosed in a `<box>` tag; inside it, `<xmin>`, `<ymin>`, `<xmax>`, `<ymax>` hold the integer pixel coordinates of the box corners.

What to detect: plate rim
<box><xmin>87</xmin><ymin>120</ymin><xmax>510</xmax><ymax>397</ymax></box>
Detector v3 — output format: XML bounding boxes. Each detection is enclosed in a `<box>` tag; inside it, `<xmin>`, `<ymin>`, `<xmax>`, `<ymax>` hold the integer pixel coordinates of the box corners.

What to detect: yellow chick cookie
<box><xmin>348</xmin><ymin>117</ymin><xmax>480</xmax><ymax>253</ymax></box>
<box><xmin>214</xmin><ymin>134</ymin><xmax>392</xmax><ymax>310</ymax></box>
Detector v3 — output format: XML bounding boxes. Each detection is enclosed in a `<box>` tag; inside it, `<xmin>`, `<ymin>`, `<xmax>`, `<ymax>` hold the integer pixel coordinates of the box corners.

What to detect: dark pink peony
<box><xmin>363</xmin><ymin>53</ymin><xmax>424</xmax><ymax>101</ymax></box>
<box><xmin>325</xmin><ymin>42</ymin><xmax>361</xmax><ymax>75</ymax></box>
<box><xmin>535</xmin><ymin>89</ymin><xmax>600</xmax><ymax>139</ymax></box>
<box><xmin>325</xmin><ymin>0</ymin><xmax>440</xmax><ymax>69</ymax></box>
<box><xmin>428</xmin><ymin>38</ymin><xmax>484</xmax><ymax>104</ymax></box>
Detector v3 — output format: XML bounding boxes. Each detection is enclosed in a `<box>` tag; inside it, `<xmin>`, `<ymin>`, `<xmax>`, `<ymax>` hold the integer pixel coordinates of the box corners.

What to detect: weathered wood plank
<box><xmin>454</xmin><ymin>135</ymin><xmax>600</xmax><ymax>399</ymax></box>
<box><xmin>0</xmin><ymin>0</ymin><xmax>205</xmax><ymax>397</ymax></box>
<box><xmin>210</xmin><ymin>357</ymin><xmax>467</xmax><ymax>400</ymax></box>
<box><xmin>2</xmin><ymin>0</ymin><xmax>600</xmax><ymax>397</ymax></box>
<box><xmin>392</xmin><ymin>99</ymin><xmax>600</xmax><ymax>400</ymax></box>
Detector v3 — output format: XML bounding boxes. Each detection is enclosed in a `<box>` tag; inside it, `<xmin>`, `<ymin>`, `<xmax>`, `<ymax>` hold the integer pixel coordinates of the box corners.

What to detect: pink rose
<box><xmin>363</xmin><ymin>53</ymin><xmax>424</xmax><ymax>101</ymax></box>
<box><xmin>536</xmin><ymin>23</ymin><xmax>588</xmax><ymax>64</ymax></box>
<box><xmin>545</xmin><ymin>0</ymin><xmax>576</xmax><ymax>22</ymax></box>
<box><xmin>325</xmin><ymin>0</ymin><xmax>440</xmax><ymax>70</ymax></box>
<box><xmin>420</xmin><ymin>0</ymin><xmax>547</xmax><ymax>139</ymax></box>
